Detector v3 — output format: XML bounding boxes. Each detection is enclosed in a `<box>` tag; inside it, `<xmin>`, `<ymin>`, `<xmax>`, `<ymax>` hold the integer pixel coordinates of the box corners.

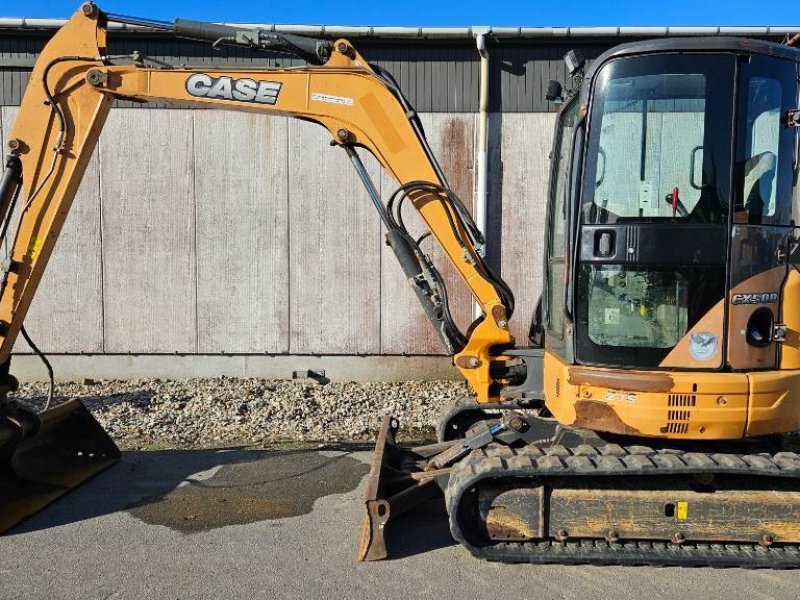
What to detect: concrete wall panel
<box><xmin>287</xmin><ymin>119</ymin><xmax>382</xmax><ymax>354</ymax></box>
<box><xmin>3</xmin><ymin>107</ymin><xmax>553</xmax><ymax>374</ymax></box>
<box><xmin>100</xmin><ymin>110</ymin><xmax>197</xmax><ymax>353</ymax></box>
<box><xmin>491</xmin><ymin>112</ymin><xmax>556</xmax><ymax>343</ymax></box>
<box><xmin>1</xmin><ymin>106</ymin><xmax>104</xmax><ymax>354</ymax></box>
<box><xmin>194</xmin><ymin>111</ymin><xmax>290</xmax><ymax>353</ymax></box>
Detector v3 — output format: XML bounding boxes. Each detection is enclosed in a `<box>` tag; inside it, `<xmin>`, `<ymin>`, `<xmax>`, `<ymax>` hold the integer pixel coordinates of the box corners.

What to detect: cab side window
<box><xmin>736</xmin><ymin>58</ymin><xmax>796</xmax><ymax>226</ymax></box>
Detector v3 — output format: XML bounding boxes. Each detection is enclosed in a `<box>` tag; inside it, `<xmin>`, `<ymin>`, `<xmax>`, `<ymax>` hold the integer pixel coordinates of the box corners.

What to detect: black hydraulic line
<box><xmin>6</xmin><ymin>56</ymin><xmax>97</xmax><ymax>260</ymax></box>
<box><xmin>393</xmin><ymin>180</ymin><xmax>486</xmax><ymax>260</ymax></box>
<box><xmin>174</xmin><ymin>18</ymin><xmax>256</xmax><ymax>44</ymax></box>
<box><xmin>342</xmin><ymin>146</ymin><xmax>465</xmax><ymax>351</ymax></box>
<box><xmin>370</xmin><ymin>64</ymin><xmax>452</xmax><ymax>190</ymax></box>
<box><xmin>0</xmin><ymin>173</ymin><xmax>21</xmax><ymax>252</ymax></box>
<box><xmin>173</xmin><ymin>18</ymin><xmax>332</xmax><ymax>64</ymax></box>
<box><xmin>42</xmin><ymin>57</ymin><xmax>97</xmax><ymax>152</ymax></box>
<box><xmin>385</xmin><ymin>228</ymin><xmax>466</xmax><ymax>354</ymax></box>
<box><xmin>0</xmin><ymin>156</ymin><xmax>22</xmax><ymax>245</ymax></box>
<box><xmin>343</xmin><ymin>145</ymin><xmax>393</xmax><ymax>230</ymax></box>
<box><xmin>342</xmin><ymin>148</ymin><xmax>467</xmax><ymax>352</ymax></box>
<box><xmin>397</xmin><ymin>181</ymin><xmax>467</xmax><ymax>251</ymax></box>
<box><xmin>19</xmin><ymin>326</ymin><xmax>54</xmax><ymax>412</ymax></box>
<box><xmin>387</xmin><ymin>180</ymin><xmax>515</xmax><ymax>318</ymax></box>
<box><xmin>104</xmin><ymin>13</ymin><xmax>174</xmax><ymax>31</ymax></box>
<box><xmin>389</xmin><ymin>182</ymin><xmax>468</xmax><ymax>254</ymax></box>
<box><xmin>106</xmin><ymin>10</ymin><xmax>332</xmax><ymax>64</ymax></box>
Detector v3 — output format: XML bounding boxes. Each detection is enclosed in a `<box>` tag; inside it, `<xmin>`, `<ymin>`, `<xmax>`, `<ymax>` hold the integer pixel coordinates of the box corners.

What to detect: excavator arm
<box><xmin>0</xmin><ymin>3</ymin><xmax>520</xmax><ymax>538</ymax></box>
<box><xmin>0</xmin><ymin>3</ymin><xmax>516</xmax><ymax>403</ymax></box>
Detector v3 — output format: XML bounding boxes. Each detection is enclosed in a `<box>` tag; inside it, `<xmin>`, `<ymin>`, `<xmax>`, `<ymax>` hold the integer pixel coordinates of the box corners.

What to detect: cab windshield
<box><xmin>582</xmin><ymin>53</ymin><xmax>735</xmax><ymax>224</ymax></box>
<box><xmin>575</xmin><ymin>53</ymin><xmax>735</xmax><ymax>368</ymax></box>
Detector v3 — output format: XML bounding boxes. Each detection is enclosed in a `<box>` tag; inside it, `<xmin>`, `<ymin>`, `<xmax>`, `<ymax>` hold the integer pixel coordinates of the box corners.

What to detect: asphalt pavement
<box><xmin>2</xmin><ymin>448</ymin><xmax>800</xmax><ymax>600</ymax></box>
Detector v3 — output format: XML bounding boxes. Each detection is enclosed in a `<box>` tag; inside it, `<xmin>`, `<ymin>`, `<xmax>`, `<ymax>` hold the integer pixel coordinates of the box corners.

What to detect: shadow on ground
<box><xmin>6</xmin><ymin>447</ymin><xmax>456</xmax><ymax>559</ymax></box>
<box><xmin>384</xmin><ymin>498</ymin><xmax>457</xmax><ymax>559</ymax></box>
<box><xmin>8</xmin><ymin>448</ymin><xmax>366</xmax><ymax>534</ymax></box>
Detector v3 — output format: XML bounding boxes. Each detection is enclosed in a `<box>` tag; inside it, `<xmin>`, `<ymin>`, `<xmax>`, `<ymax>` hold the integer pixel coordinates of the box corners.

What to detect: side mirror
<box><xmin>545</xmin><ymin>80</ymin><xmax>563</xmax><ymax>103</ymax></box>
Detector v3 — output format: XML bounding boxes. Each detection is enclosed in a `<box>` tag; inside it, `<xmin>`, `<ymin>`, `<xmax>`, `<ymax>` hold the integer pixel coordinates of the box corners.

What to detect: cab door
<box><xmin>543</xmin><ymin>98</ymin><xmax>579</xmax><ymax>359</ymax></box>
<box><xmin>728</xmin><ymin>55</ymin><xmax>797</xmax><ymax>370</ymax></box>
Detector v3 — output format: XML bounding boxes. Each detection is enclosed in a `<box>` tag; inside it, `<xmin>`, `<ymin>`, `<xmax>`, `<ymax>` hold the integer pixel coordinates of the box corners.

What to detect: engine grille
<box><xmin>663</xmin><ymin>393</ymin><xmax>696</xmax><ymax>435</ymax></box>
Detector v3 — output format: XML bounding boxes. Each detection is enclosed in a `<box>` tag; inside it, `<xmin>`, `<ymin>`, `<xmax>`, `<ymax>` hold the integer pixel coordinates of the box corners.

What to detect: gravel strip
<box><xmin>9</xmin><ymin>378</ymin><xmax>467</xmax><ymax>449</ymax></box>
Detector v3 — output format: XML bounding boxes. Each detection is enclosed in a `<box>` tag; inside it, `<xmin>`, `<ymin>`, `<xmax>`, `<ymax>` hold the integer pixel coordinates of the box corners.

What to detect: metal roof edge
<box><xmin>0</xmin><ymin>18</ymin><xmax>798</xmax><ymax>39</ymax></box>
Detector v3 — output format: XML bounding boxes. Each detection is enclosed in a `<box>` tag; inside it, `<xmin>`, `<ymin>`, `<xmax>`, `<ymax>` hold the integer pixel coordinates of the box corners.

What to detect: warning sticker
<box><xmin>676</xmin><ymin>501</ymin><xmax>689</xmax><ymax>521</ymax></box>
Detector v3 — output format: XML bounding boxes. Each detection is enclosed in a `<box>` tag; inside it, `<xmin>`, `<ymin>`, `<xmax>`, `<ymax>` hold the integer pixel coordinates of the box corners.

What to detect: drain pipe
<box><xmin>474</xmin><ymin>29</ymin><xmax>490</xmax><ymax>317</ymax></box>
<box><xmin>475</xmin><ymin>30</ymin><xmax>490</xmax><ymax>246</ymax></box>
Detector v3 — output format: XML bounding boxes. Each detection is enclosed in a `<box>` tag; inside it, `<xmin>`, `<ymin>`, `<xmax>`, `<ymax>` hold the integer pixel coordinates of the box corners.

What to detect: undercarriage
<box><xmin>359</xmin><ymin>407</ymin><xmax>800</xmax><ymax>568</ymax></box>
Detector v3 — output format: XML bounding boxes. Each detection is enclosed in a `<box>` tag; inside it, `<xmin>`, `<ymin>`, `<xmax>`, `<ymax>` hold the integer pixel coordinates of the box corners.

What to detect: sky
<box><xmin>1</xmin><ymin>0</ymin><xmax>797</xmax><ymax>27</ymax></box>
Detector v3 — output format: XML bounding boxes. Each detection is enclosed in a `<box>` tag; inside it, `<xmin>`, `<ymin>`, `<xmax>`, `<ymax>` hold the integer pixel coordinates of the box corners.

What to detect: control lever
<box><xmin>665</xmin><ymin>186</ymin><xmax>687</xmax><ymax>217</ymax></box>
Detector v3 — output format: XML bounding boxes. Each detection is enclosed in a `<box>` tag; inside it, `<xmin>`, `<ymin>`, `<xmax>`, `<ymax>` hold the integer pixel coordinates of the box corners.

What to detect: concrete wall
<box><xmin>0</xmin><ymin>106</ymin><xmax>554</xmax><ymax>379</ymax></box>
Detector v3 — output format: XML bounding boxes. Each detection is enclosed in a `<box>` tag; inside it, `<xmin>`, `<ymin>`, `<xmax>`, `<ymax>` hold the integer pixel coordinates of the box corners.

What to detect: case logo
<box><xmin>730</xmin><ymin>292</ymin><xmax>779</xmax><ymax>305</ymax></box>
<box><xmin>186</xmin><ymin>74</ymin><xmax>282</xmax><ymax>105</ymax></box>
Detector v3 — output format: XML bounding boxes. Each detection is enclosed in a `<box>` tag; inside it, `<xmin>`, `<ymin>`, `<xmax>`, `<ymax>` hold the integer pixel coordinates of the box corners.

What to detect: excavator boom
<box><xmin>0</xmin><ymin>3</ymin><xmax>514</xmax><ymax>399</ymax></box>
<box><xmin>0</xmin><ymin>3</ymin><xmax>515</xmax><ymax>536</ymax></box>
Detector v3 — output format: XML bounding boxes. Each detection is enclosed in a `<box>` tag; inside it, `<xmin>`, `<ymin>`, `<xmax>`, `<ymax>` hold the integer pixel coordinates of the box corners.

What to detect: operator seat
<box><xmin>741</xmin><ymin>150</ymin><xmax>777</xmax><ymax>225</ymax></box>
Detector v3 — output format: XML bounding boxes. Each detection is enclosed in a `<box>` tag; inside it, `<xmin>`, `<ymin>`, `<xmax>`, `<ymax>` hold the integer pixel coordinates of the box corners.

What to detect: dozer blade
<box><xmin>357</xmin><ymin>416</ymin><xmax>453</xmax><ymax>561</ymax></box>
<box><xmin>0</xmin><ymin>399</ymin><xmax>120</xmax><ymax>533</ymax></box>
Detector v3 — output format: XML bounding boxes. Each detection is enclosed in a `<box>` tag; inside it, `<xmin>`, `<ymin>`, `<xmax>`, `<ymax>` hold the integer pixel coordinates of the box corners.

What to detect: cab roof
<box><xmin>588</xmin><ymin>36</ymin><xmax>800</xmax><ymax>79</ymax></box>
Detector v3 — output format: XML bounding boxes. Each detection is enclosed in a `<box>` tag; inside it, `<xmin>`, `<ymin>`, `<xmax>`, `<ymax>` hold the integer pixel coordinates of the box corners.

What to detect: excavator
<box><xmin>2</xmin><ymin>2</ymin><xmax>800</xmax><ymax>568</ymax></box>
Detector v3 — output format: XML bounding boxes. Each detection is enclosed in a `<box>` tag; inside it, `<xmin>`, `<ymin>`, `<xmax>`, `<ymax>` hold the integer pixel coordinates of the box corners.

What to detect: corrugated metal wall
<box><xmin>0</xmin><ymin>31</ymin><xmax>606</xmax><ymax>365</ymax></box>
<box><xmin>0</xmin><ymin>32</ymin><xmax>620</xmax><ymax>110</ymax></box>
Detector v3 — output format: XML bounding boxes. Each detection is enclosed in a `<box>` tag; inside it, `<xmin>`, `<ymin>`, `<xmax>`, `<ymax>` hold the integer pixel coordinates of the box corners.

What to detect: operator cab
<box><xmin>543</xmin><ymin>38</ymin><xmax>800</xmax><ymax>373</ymax></box>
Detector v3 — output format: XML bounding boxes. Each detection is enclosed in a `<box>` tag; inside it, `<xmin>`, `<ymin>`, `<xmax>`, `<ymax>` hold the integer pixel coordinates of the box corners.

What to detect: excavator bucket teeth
<box><xmin>357</xmin><ymin>415</ymin><xmax>451</xmax><ymax>562</ymax></box>
<box><xmin>0</xmin><ymin>399</ymin><xmax>120</xmax><ymax>533</ymax></box>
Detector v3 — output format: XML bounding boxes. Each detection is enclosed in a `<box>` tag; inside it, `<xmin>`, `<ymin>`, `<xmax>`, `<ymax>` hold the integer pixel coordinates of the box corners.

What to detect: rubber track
<box><xmin>445</xmin><ymin>443</ymin><xmax>800</xmax><ymax>567</ymax></box>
